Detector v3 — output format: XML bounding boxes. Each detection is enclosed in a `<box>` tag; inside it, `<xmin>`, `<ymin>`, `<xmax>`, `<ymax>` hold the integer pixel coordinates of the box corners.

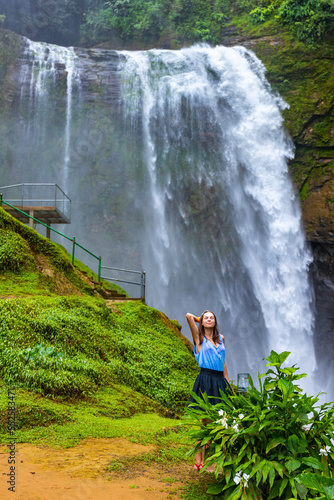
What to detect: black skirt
<box><xmin>190</xmin><ymin>368</ymin><xmax>231</xmax><ymax>407</ymax></box>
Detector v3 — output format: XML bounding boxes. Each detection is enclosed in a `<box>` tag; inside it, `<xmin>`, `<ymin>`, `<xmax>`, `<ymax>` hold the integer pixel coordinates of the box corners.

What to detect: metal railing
<box><xmin>101</xmin><ymin>266</ymin><xmax>146</xmax><ymax>301</ymax></box>
<box><xmin>0</xmin><ymin>195</ymin><xmax>145</xmax><ymax>301</ymax></box>
<box><xmin>0</xmin><ymin>183</ymin><xmax>71</xmax><ymax>221</ymax></box>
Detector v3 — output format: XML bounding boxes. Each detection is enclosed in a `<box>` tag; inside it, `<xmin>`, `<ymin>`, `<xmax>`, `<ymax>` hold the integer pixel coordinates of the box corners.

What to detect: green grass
<box><xmin>0</xmin><ymin>382</ymin><xmax>185</xmax><ymax>447</ymax></box>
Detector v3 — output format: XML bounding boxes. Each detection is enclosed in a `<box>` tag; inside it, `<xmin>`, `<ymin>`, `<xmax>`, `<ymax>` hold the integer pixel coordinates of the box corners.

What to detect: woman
<box><xmin>186</xmin><ymin>310</ymin><xmax>231</xmax><ymax>471</ymax></box>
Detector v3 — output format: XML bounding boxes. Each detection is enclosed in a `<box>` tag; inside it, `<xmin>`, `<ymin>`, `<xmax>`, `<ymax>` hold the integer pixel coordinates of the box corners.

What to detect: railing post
<box><xmin>98</xmin><ymin>257</ymin><xmax>102</xmax><ymax>284</ymax></box>
<box><xmin>72</xmin><ymin>236</ymin><xmax>76</xmax><ymax>265</ymax></box>
<box><xmin>0</xmin><ymin>193</ymin><xmax>2</xmax><ymax>207</ymax></box>
<box><xmin>141</xmin><ymin>271</ymin><xmax>146</xmax><ymax>302</ymax></box>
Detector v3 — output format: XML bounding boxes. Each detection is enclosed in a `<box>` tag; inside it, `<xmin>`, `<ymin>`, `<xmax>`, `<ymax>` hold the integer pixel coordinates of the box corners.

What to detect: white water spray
<box><xmin>21</xmin><ymin>39</ymin><xmax>80</xmax><ymax>188</ymax></box>
<box><xmin>15</xmin><ymin>40</ymin><xmax>316</xmax><ymax>390</ymax></box>
<box><xmin>120</xmin><ymin>45</ymin><xmax>316</xmax><ymax>385</ymax></box>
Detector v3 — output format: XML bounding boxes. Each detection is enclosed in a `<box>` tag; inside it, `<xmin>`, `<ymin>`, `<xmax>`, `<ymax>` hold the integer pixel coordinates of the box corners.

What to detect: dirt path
<box><xmin>0</xmin><ymin>438</ymin><xmax>198</xmax><ymax>499</ymax></box>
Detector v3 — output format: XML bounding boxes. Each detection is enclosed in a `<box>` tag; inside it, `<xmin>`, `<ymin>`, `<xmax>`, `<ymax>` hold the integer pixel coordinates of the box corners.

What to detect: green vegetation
<box><xmin>186</xmin><ymin>351</ymin><xmax>334</xmax><ymax>499</ymax></box>
<box><xmin>0</xmin><ymin>211</ymin><xmax>203</xmax><ymax>495</ymax></box>
<box><xmin>81</xmin><ymin>0</ymin><xmax>334</xmax><ymax>47</ymax></box>
<box><xmin>0</xmin><ymin>382</ymin><xmax>179</xmax><ymax>447</ymax></box>
<box><xmin>0</xmin><ymin>209</ymin><xmax>198</xmax><ymax>448</ymax></box>
<box><xmin>0</xmin><ymin>296</ymin><xmax>196</xmax><ymax>410</ymax></box>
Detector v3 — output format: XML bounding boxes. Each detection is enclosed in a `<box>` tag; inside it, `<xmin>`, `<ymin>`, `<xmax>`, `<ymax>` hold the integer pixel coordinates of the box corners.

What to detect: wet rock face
<box><xmin>310</xmin><ymin>242</ymin><xmax>334</xmax><ymax>373</ymax></box>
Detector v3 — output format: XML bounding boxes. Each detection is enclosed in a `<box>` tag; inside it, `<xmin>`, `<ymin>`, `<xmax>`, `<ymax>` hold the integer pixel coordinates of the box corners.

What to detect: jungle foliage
<box><xmin>186</xmin><ymin>351</ymin><xmax>334</xmax><ymax>499</ymax></box>
<box><xmin>81</xmin><ymin>0</ymin><xmax>334</xmax><ymax>46</ymax></box>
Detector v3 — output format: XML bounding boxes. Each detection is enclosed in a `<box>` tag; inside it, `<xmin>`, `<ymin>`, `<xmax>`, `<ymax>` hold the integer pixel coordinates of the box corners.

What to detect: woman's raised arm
<box><xmin>186</xmin><ymin>313</ymin><xmax>201</xmax><ymax>351</ymax></box>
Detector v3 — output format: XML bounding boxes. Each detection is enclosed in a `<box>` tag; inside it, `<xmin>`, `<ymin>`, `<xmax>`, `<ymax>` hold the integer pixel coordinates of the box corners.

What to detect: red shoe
<box><xmin>193</xmin><ymin>463</ymin><xmax>203</xmax><ymax>471</ymax></box>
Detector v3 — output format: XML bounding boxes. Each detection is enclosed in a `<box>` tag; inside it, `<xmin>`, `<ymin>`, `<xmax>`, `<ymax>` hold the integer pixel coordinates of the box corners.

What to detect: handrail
<box><xmin>101</xmin><ymin>268</ymin><xmax>146</xmax><ymax>301</ymax></box>
<box><xmin>0</xmin><ymin>183</ymin><xmax>71</xmax><ymax>201</ymax></box>
<box><xmin>0</xmin><ymin>194</ymin><xmax>145</xmax><ymax>300</ymax></box>
<box><xmin>101</xmin><ymin>265</ymin><xmax>142</xmax><ymax>275</ymax></box>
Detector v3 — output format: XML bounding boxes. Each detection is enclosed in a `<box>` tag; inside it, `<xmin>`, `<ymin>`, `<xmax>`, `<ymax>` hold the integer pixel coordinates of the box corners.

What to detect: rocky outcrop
<box><xmin>310</xmin><ymin>242</ymin><xmax>334</xmax><ymax>375</ymax></box>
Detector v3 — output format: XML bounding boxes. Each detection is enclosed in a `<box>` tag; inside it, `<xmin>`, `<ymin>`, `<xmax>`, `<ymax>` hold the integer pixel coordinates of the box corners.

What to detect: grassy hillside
<box><xmin>0</xmin><ymin>208</ymin><xmax>198</xmax><ymax>448</ymax></box>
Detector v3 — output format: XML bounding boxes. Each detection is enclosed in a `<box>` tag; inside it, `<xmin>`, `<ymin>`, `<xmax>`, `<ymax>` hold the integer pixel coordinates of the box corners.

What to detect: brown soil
<box><xmin>0</xmin><ymin>438</ymin><xmax>199</xmax><ymax>499</ymax></box>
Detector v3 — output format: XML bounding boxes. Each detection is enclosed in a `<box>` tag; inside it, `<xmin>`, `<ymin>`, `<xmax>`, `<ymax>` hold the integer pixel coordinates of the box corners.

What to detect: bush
<box><xmin>0</xmin><ymin>343</ymin><xmax>109</xmax><ymax>397</ymax></box>
<box><xmin>279</xmin><ymin>0</ymin><xmax>334</xmax><ymax>43</ymax></box>
<box><xmin>0</xmin><ymin>230</ymin><xmax>34</xmax><ymax>272</ymax></box>
<box><xmin>186</xmin><ymin>350</ymin><xmax>334</xmax><ymax>499</ymax></box>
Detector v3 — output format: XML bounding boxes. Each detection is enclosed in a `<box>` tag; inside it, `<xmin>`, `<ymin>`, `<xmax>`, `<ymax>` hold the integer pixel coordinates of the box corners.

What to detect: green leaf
<box><xmin>266</xmin><ymin>437</ymin><xmax>286</xmax><ymax>453</ymax></box>
<box><xmin>289</xmin><ymin>477</ymin><xmax>298</xmax><ymax>498</ymax></box>
<box><xmin>207</xmin><ymin>482</ymin><xmax>224</xmax><ymax>495</ymax></box>
<box><xmin>301</xmin><ymin>456</ymin><xmax>325</xmax><ymax>471</ymax></box>
<box><xmin>272</xmin><ymin>461</ymin><xmax>284</xmax><ymax>478</ymax></box>
<box><xmin>278</xmin><ymin>378</ymin><xmax>294</xmax><ymax>401</ymax></box>
<box><xmin>286</xmin><ymin>434</ymin><xmax>300</xmax><ymax>456</ymax></box>
<box><xmin>297</xmin><ymin>474</ymin><xmax>334</xmax><ymax>498</ymax></box>
<box><xmin>201</xmin><ymin>435</ymin><xmax>212</xmax><ymax>446</ymax></box>
<box><xmin>280</xmin><ymin>367</ymin><xmax>296</xmax><ymax>375</ymax></box>
<box><xmin>286</xmin><ymin>458</ymin><xmax>301</xmax><ymax>473</ymax></box>
<box><xmin>262</xmin><ymin>461</ymin><xmax>272</xmax><ymax>484</ymax></box>
<box><xmin>269</xmin><ymin>465</ymin><xmax>276</xmax><ymax>489</ymax></box>
<box><xmin>264</xmin><ymin>381</ymin><xmax>277</xmax><ymax>391</ymax></box>
<box><xmin>279</xmin><ymin>478</ymin><xmax>288</xmax><ymax>497</ymax></box>
<box><xmin>295</xmin><ymin>481</ymin><xmax>308</xmax><ymax>499</ymax></box>
<box><xmin>268</xmin><ymin>480</ymin><xmax>282</xmax><ymax>500</ymax></box>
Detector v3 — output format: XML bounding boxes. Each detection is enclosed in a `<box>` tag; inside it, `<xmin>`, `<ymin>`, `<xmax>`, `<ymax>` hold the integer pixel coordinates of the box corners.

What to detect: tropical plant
<box><xmin>186</xmin><ymin>350</ymin><xmax>334</xmax><ymax>499</ymax></box>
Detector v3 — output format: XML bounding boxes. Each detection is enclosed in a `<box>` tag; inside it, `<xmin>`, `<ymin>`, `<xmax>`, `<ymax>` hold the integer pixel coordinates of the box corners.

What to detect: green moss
<box><xmin>0</xmin><ymin>230</ymin><xmax>34</xmax><ymax>272</ymax></box>
<box><xmin>300</xmin><ymin>181</ymin><xmax>310</xmax><ymax>201</ymax></box>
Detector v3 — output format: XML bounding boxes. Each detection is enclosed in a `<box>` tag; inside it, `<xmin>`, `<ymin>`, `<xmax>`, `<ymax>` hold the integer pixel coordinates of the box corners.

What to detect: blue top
<box><xmin>194</xmin><ymin>335</ymin><xmax>225</xmax><ymax>372</ymax></box>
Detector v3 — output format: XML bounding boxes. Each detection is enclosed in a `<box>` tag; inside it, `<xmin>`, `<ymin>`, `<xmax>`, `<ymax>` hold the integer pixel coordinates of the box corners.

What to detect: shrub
<box><xmin>0</xmin><ymin>230</ymin><xmax>34</xmax><ymax>272</ymax></box>
<box><xmin>0</xmin><ymin>344</ymin><xmax>109</xmax><ymax>397</ymax></box>
<box><xmin>186</xmin><ymin>350</ymin><xmax>334</xmax><ymax>499</ymax></box>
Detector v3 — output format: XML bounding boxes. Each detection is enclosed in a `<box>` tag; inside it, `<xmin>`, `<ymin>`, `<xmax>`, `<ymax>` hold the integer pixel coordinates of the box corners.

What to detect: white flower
<box><xmin>330</xmin><ymin>438</ymin><xmax>334</xmax><ymax>447</ymax></box>
<box><xmin>243</xmin><ymin>473</ymin><xmax>250</xmax><ymax>488</ymax></box>
<box><xmin>238</xmin><ymin>413</ymin><xmax>245</xmax><ymax>420</ymax></box>
<box><xmin>232</xmin><ymin>419</ymin><xmax>239</xmax><ymax>432</ymax></box>
<box><xmin>233</xmin><ymin>471</ymin><xmax>250</xmax><ymax>488</ymax></box>
<box><xmin>216</xmin><ymin>416</ymin><xmax>228</xmax><ymax>429</ymax></box>
<box><xmin>319</xmin><ymin>445</ymin><xmax>331</xmax><ymax>456</ymax></box>
<box><xmin>233</xmin><ymin>471</ymin><xmax>242</xmax><ymax>485</ymax></box>
<box><xmin>302</xmin><ymin>423</ymin><xmax>312</xmax><ymax>432</ymax></box>
<box><xmin>216</xmin><ymin>410</ymin><xmax>228</xmax><ymax>428</ymax></box>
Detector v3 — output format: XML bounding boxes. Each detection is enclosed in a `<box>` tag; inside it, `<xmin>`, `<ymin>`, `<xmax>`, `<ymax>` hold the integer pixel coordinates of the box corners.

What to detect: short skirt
<box><xmin>190</xmin><ymin>367</ymin><xmax>232</xmax><ymax>407</ymax></box>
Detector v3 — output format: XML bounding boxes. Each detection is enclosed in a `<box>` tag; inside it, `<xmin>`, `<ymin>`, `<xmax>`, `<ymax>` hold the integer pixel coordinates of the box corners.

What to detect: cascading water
<box><xmin>17</xmin><ymin>38</ymin><xmax>81</xmax><ymax>188</ymax></box>
<box><xmin>2</xmin><ymin>40</ymin><xmax>316</xmax><ymax>387</ymax></box>
<box><xmin>120</xmin><ymin>46</ymin><xmax>315</xmax><ymax>382</ymax></box>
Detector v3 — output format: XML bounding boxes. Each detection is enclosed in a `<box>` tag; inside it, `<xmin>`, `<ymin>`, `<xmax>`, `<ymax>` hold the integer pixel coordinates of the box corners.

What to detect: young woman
<box><xmin>186</xmin><ymin>310</ymin><xmax>231</xmax><ymax>471</ymax></box>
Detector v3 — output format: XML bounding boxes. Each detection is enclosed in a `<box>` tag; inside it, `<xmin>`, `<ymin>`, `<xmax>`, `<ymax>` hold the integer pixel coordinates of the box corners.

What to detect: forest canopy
<box><xmin>81</xmin><ymin>0</ymin><xmax>334</xmax><ymax>46</ymax></box>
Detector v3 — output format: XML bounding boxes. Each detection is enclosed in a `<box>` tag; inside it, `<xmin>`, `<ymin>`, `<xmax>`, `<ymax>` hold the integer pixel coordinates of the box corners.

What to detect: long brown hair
<box><xmin>198</xmin><ymin>310</ymin><xmax>221</xmax><ymax>345</ymax></box>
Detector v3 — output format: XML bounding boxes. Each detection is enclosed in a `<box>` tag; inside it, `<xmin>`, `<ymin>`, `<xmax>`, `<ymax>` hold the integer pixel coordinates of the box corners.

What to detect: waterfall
<box><xmin>120</xmin><ymin>45</ymin><xmax>315</xmax><ymax>382</ymax></box>
<box><xmin>17</xmin><ymin>38</ymin><xmax>81</xmax><ymax>189</ymax></box>
<box><xmin>6</xmin><ymin>41</ymin><xmax>316</xmax><ymax>386</ymax></box>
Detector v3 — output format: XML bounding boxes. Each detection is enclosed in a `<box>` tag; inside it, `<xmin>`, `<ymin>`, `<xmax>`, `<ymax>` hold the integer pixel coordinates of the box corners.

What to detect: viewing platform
<box><xmin>0</xmin><ymin>183</ymin><xmax>71</xmax><ymax>238</ymax></box>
